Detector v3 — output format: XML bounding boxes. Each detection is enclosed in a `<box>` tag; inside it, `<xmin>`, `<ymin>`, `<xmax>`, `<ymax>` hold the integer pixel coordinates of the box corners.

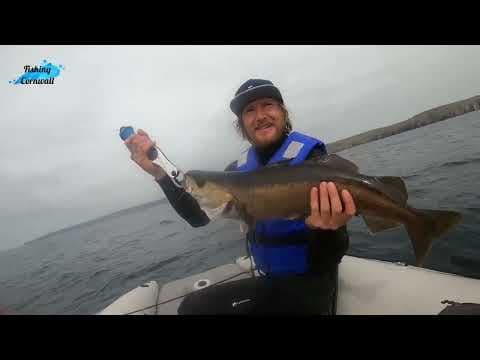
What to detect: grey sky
<box><xmin>1</xmin><ymin>45</ymin><xmax>480</xmax><ymax>251</ymax></box>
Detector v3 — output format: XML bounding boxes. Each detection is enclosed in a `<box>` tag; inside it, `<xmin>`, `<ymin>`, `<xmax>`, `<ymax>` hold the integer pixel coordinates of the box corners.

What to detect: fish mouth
<box><xmin>184</xmin><ymin>174</ymin><xmax>238</xmax><ymax>220</ymax></box>
<box><xmin>201</xmin><ymin>202</ymin><xmax>228</xmax><ymax>220</ymax></box>
<box><xmin>191</xmin><ymin>195</ymin><xmax>238</xmax><ymax>221</ymax></box>
<box><xmin>199</xmin><ymin>200</ymin><xmax>236</xmax><ymax>220</ymax></box>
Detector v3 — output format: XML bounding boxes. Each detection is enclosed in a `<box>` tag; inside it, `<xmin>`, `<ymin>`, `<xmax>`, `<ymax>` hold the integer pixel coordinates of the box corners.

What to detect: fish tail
<box><xmin>405</xmin><ymin>207</ymin><xmax>462</xmax><ymax>267</ymax></box>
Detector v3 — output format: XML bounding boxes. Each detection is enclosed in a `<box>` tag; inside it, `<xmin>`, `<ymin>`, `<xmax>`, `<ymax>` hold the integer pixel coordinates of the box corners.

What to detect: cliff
<box><xmin>326</xmin><ymin>95</ymin><xmax>480</xmax><ymax>153</ymax></box>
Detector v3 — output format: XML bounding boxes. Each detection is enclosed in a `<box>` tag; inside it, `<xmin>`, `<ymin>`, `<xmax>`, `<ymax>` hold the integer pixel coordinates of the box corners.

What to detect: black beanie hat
<box><xmin>230</xmin><ymin>79</ymin><xmax>284</xmax><ymax>117</ymax></box>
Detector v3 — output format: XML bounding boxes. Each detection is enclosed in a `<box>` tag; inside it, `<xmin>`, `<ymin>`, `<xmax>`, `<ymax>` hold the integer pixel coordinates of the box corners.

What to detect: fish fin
<box><xmin>309</xmin><ymin>154</ymin><xmax>359</xmax><ymax>173</ymax></box>
<box><xmin>376</xmin><ymin>176</ymin><xmax>408</xmax><ymax>205</ymax></box>
<box><xmin>236</xmin><ymin>204</ymin><xmax>256</xmax><ymax>232</ymax></box>
<box><xmin>405</xmin><ymin>207</ymin><xmax>462</xmax><ymax>267</ymax></box>
<box><xmin>239</xmin><ymin>222</ymin><xmax>249</xmax><ymax>234</ymax></box>
<box><xmin>362</xmin><ymin>215</ymin><xmax>401</xmax><ymax>233</ymax></box>
<box><xmin>264</xmin><ymin>159</ymin><xmax>293</xmax><ymax>168</ymax></box>
<box><xmin>223</xmin><ymin>199</ymin><xmax>240</xmax><ymax>218</ymax></box>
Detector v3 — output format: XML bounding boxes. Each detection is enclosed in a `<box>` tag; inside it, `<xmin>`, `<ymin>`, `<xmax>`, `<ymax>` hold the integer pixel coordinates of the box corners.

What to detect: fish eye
<box><xmin>186</xmin><ymin>173</ymin><xmax>206</xmax><ymax>188</ymax></box>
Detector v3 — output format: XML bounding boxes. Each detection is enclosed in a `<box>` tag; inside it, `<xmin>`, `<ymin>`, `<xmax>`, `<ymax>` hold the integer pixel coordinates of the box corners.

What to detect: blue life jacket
<box><xmin>235</xmin><ymin>131</ymin><xmax>326</xmax><ymax>276</ymax></box>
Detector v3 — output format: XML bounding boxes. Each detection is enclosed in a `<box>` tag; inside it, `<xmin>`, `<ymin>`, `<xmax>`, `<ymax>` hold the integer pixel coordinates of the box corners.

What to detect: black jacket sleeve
<box><xmin>308</xmin><ymin>225</ymin><xmax>350</xmax><ymax>273</ymax></box>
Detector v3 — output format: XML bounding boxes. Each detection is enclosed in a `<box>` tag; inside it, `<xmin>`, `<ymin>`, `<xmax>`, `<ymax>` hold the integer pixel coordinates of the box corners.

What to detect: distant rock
<box><xmin>326</xmin><ymin>95</ymin><xmax>480</xmax><ymax>153</ymax></box>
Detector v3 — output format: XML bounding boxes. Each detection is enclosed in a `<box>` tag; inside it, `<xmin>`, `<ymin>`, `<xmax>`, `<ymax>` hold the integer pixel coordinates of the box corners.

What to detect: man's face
<box><xmin>241</xmin><ymin>97</ymin><xmax>286</xmax><ymax>148</ymax></box>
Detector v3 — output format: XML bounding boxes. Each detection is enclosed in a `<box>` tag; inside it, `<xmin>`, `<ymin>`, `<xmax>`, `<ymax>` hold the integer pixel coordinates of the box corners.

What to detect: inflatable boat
<box><xmin>98</xmin><ymin>254</ymin><xmax>480</xmax><ymax>315</ymax></box>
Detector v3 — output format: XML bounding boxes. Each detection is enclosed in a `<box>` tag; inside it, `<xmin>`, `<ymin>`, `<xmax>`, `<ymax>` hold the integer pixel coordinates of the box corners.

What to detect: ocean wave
<box><xmin>159</xmin><ymin>219</ymin><xmax>176</xmax><ymax>226</ymax></box>
<box><xmin>16</xmin><ymin>292</ymin><xmax>43</xmax><ymax>311</ymax></box>
<box><xmin>408</xmin><ymin>188</ymin><xmax>430</xmax><ymax>197</ymax></box>
<box><xmin>93</xmin><ymin>256</ymin><xmax>108</xmax><ymax>263</ymax></box>
<box><xmin>123</xmin><ymin>249</ymin><xmax>200</xmax><ymax>282</ymax></box>
<box><xmin>123</xmin><ymin>255</ymin><xmax>184</xmax><ymax>282</ymax></box>
<box><xmin>72</xmin><ymin>288</ymin><xmax>99</xmax><ymax>304</ymax></box>
<box><xmin>90</xmin><ymin>268</ymin><xmax>110</xmax><ymax>280</ymax></box>
<box><xmin>96</xmin><ymin>273</ymin><xmax>124</xmax><ymax>294</ymax></box>
<box><xmin>59</xmin><ymin>271</ymin><xmax>76</xmax><ymax>282</ymax></box>
<box><xmin>160</xmin><ymin>232</ymin><xmax>180</xmax><ymax>240</ymax></box>
<box><xmin>440</xmin><ymin>157</ymin><xmax>480</xmax><ymax>168</ymax></box>
<box><xmin>37</xmin><ymin>263</ymin><xmax>51</xmax><ymax>275</ymax></box>
<box><xmin>450</xmin><ymin>255</ymin><xmax>480</xmax><ymax>271</ymax></box>
<box><xmin>405</xmin><ymin>156</ymin><xmax>480</xmax><ymax>179</ymax></box>
<box><xmin>402</xmin><ymin>173</ymin><xmax>421</xmax><ymax>180</ymax></box>
<box><xmin>110</xmin><ymin>236</ymin><xmax>143</xmax><ymax>251</ymax></box>
<box><xmin>50</xmin><ymin>275</ymin><xmax>79</xmax><ymax>295</ymax></box>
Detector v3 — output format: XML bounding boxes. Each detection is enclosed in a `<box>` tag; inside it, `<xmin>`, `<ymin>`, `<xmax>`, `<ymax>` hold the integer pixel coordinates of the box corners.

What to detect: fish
<box><xmin>183</xmin><ymin>154</ymin><xmax>462</xmax><ymax>267</ymax></box>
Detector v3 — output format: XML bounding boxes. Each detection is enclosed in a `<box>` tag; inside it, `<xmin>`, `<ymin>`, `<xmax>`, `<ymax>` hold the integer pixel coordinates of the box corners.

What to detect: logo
<box><xmin>9</xmin><ymin>59</ymin><xmax>65</xmax><ymax>85</ymax></box>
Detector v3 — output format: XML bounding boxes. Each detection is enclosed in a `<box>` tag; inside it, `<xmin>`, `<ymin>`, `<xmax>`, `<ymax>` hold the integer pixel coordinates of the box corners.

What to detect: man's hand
<box><xmin>124</xmin><ymin>129</ymin><xmax>166</xmax><ymax>180</ymax></box>
<box><xmin>305</xmin><ymin>182</ymin><xmax>356</xmax><ymax>230</ymax></box>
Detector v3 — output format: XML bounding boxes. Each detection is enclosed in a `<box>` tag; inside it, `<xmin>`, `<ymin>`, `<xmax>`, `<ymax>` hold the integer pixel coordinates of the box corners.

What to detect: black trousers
<box><xmin>177</xmin><ymin>267</ymin><xmax>338</xmax><ymax>315</ymax></box>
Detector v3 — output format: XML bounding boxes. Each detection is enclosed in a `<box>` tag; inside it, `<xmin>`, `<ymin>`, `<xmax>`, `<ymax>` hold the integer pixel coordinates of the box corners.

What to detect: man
<box><xmin>125</xmin><ymin>79</ymin><xmax>356</xmax><ymax>314</ymax></box>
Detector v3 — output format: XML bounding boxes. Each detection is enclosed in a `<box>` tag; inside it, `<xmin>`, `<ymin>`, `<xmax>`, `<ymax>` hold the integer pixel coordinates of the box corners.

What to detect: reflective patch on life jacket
<box><xmin>237</xmin><ymin>149</ymin><xmax>249</xmax><ymax>168</ymax></box>
<box><xmin>283</xmin><ymin>140</ymin><xmax>304</xmax><ymax>160</ymax></box>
